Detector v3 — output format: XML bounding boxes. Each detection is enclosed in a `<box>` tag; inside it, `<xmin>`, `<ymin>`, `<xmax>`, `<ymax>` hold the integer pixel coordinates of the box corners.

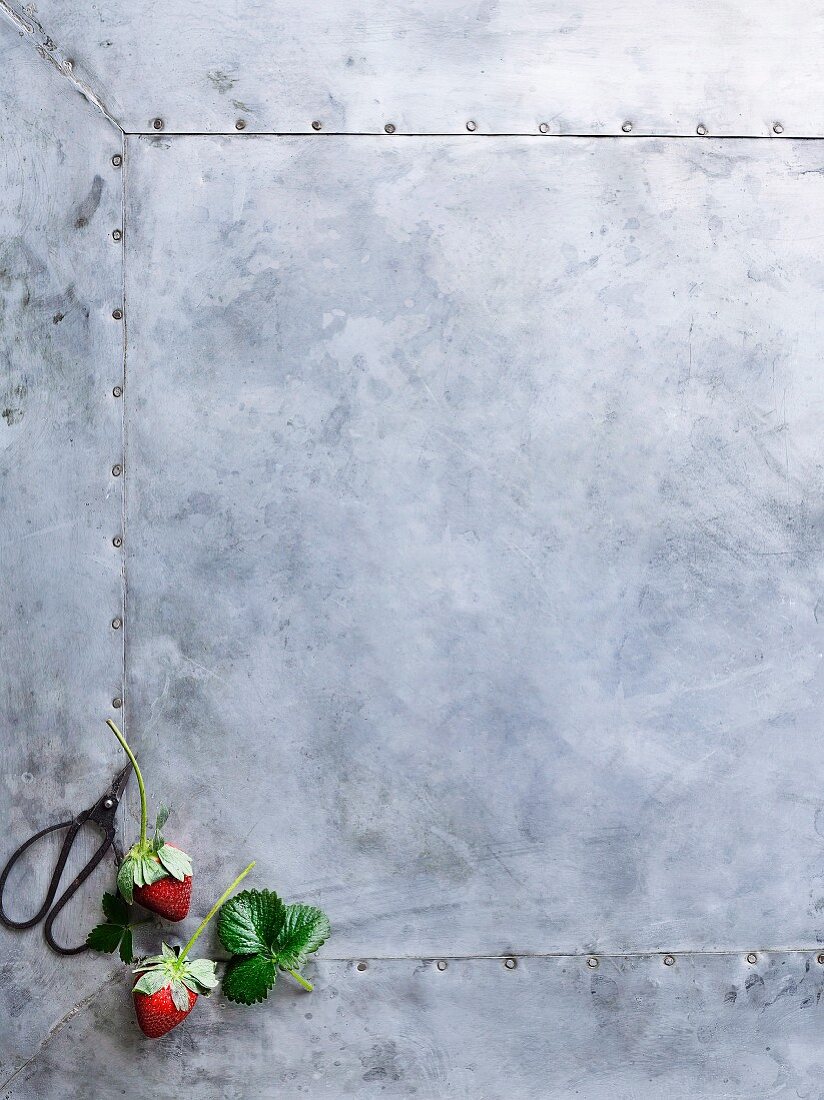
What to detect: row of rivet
<box><xmin>112</xmin><ymin>150</ymin><xmax>126</xmax><ymax>713</ymax></box>
<box><xmin>353</xmin><ymin>952</ymin><xmax>824</xmax><ymax>971</ymax></box>
<box><xmin>146</xmin><ymin>118</ymin><xmax>787</xmax><ymax>136</ymax></box>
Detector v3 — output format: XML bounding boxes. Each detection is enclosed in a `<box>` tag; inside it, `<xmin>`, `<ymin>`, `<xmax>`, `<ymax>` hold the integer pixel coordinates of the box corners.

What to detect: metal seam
<box><xmin>0</xmin><ymin>969</ymin><xmax>122</xmax><ymax>1093</ymax></box>
<box><xmin>123</xmin><ymin>129</ymin><xmax>813</xmax><ymax>140</ymax></box>
<box><xmin>119</xmin><ymin>134</ymin><xmax>129</xmax><ymax>760</ymax></box>
<box><xmin>0</xmin><ymin>0</ymin><xmax>121</xmax><ymax>132</ymax></box>
<box><xmin>322</xmin><ymin>949</ymin><xmax>824</xmax><ymax>961</ymax></box>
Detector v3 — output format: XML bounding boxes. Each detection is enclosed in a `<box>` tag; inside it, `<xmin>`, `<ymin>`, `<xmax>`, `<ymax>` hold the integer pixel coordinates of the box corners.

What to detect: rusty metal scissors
<box><xmin>0</xmin><ymin>763</ymin><xmax>131</xmax><ymax>954</ymax></box>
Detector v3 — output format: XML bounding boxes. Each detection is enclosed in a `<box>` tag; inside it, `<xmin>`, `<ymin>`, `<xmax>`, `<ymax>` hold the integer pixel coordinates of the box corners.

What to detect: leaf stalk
<box><xmin>286</xmin><ymin>968</ymin><xmax>313</xmax><ymax>992</ymax></box>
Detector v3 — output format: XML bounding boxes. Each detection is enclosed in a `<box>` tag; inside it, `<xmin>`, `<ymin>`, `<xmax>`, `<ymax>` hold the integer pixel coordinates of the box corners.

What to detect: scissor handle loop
<box><xmin>0</xmin><ymin>818</ymin><xmax>81</xmax><ymax>930</ymax></box>
<box><xmin>43</xmin><ymin>832</ymin><xmax>114</xmax><ymax>954</ymax></box>
<box><xmin>0</xmin><ymin>811</ymin><xmax>116</xmax><ymax>952</ymax></box>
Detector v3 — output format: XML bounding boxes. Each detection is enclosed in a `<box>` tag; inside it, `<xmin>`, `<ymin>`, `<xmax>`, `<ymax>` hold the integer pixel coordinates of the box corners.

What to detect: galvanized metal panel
<box><xmin>0</xmin><ymin>17</ymin><xmax>126</xmax><ymax>1080</ymax></box>
<box><xmin>5</xmin><ymin>3</ymin><xmax>824</xmax><ymax>1094</ymax></box>
<box><xmin>124</xmin><ymin>134</ymin><xmax>824</xmax><ymax>960</ymax></box>
<box><xmin>7</xmin><ymin>952</ymin><xmax>824</xmax><ymax>1098</ymax></box>
<box><xmin>14</xmin><ymin>0</ymin><xmax>824</xmax><ymax>135</ymax></box>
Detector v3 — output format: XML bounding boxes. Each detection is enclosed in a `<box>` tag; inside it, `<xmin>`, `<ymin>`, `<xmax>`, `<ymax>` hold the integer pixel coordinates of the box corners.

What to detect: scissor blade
<box><xmin>110</xmin><ymin>762</ymin><xmax>132</xmax><ymax>802</ymax></box>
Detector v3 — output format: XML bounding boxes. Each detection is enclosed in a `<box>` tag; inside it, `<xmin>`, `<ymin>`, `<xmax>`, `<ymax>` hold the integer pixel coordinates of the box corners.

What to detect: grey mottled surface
<box><xmin>125</xmin><ymin>134</ymin><xmax>824</xmax><ymax>958</ymax></box>
<box><xmin>8</xmin><ymin>0</ymin><xmax>824</xmax><ymax>135</ymax></box>
<box><xmin>3</xmin><ymin>3</ymin><xmax>824</xmax><ymax>1098</ymax></box>
<box><xmin>0</xmin><ymin>16</ymin><xmax>125</xmax><ymax>1085</ymax></box>
<box><xmin>9</xmin><ymin>953</ymin><xmax>824</xmax><ymax>1098</ymax></box>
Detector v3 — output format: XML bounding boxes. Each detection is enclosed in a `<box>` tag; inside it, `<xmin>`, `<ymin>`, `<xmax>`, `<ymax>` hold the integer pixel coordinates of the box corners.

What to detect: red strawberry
<box><xmin>133</xmin><ymin>853</ymin><xmax>193</xmax><ymax>921</ymax></box>
<box><xmin>104</xmin><ymin>720</ymin><xmax>195</xmax><ymax>917</ymax></box>
<box><xmin>133</xmin><ymin>977</ymin><xmax>197</xmax><ymax>1038</ymax></box>
<box><xmin>130</xmin><ymin>864</ymin><xmax>254</xmax><ymax>1039</ymax></box>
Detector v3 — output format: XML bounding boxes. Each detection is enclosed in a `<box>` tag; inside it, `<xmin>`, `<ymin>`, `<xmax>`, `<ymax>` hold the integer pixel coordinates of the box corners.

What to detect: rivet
<box><xmin>817</xmin><ymin>953</ymin><xmax>824</xmax><ymax>965</ymax></box>
<box><xmin>586</xmin><ymin>956</ymin><xmax>598</xmax><ymax>968</ymax></box>
<box><xmin>436</xmin><ymin>960</ymin><xmax>447</xmax><ymax>971</ymax></box>
<box><xmin>356</xmin><ymin>960</ymin><xmax>368</xmax><ymax>972</ymax></box>
<box><xmin>696</xmin><ymin>124</ymin><xmax>707</xmax><ymax>136</ymax></box>
<box><xmin>111</xmin><ymin>464</ymin><xmax>122</xmax><ymax>477</ymax></box>
<box><xmin>111</xmin><ymin>617</ymin><xmax>122</xmax><ymax>630</ymax></box>
<box><xmin>466</xmin><ymin>120</ymin><xmax>477</xmax><ymax>132</ymax></box>
<box><xmin>112</xmin><ymin>308</ymin><xmax>123</xmax><ymax>320</ymax></box>
<box><xmin>104</xmin><ymin>798</ymin><xmax>114</xmax><ymax>808</ymax></box>
<box><xmin>152</xmin><ymin>117</ymin><xmax>164</xmax><ymax>130</ymax></box>
<box><xmin>384</xmin><ymin>123</ymin><xmax>396</xmax><ymax>134</ymax></box>
<box><xmin>112</xmin><ymin>385</ymin><xmax>123</xmax><ymax>398</ymax></box>
<box><xmin>311</xmin><ymin>120</ymin><xmax>322</xmax><ymax>131</ymax></box>
<box><xmin>504</xmin><ymin>957</ymin><xmax>517</xmax><ymax>970</ymax></box>
<box><xmin>112</xmin><ymin>697</ymin><xmax>123</xmax><ymax>709</ymax></box>
<box><xmin>663</xmin><ymin>954</ymin><xmax>675</xmax><ymax>966</ymax></box>
<box><xmin>539</xmin><ymin>123</ymin><xmax>549</xmax><ymax>134</ymax></box>
<box><xmin>111</xmin><ymin>154</ymin><xmax>122</xmax><ymax>167</ymax></box>
<box><xmin>112</xmin><ymin>536</ymin><xmax>123</xmax><ymax>548</ymax></box>
<box><xmin>235</xmin><ymin>119</ymin><xmax>246</xmax><ymax>130</ymax></box>
<box><xmin>773</xmin><ymin>122</ymin><xmax>784</xmax><ymax>135</ymax></box>
<box><xmin>746</xmin><ymin>953</ymin><xmax>757</xmax><ymax>964</ymax></box>
<box><xmin>621</xmin><ymin>121</ymin><xmax>633</xmax><ymax>133</ymax></box>
<box><xmin>112</xmin><ymin>229</ymin><xmax>122</xmax><ymax>242</ymax></box>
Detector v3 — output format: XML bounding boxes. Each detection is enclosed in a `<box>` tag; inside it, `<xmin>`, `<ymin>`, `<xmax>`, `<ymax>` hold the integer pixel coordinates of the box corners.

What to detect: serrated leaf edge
<box><xmin>221</xmin><ymin>955</ymin><xmax>277</xmax><ymax>1005</ymax></box>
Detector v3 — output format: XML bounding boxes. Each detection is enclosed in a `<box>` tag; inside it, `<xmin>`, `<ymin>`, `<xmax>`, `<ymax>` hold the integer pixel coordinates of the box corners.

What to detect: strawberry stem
<box><xmin>179</xmin><ymin>862</ymin><xmax>256</xmax><ymax>963</ymax></box>
<box><xmin>106</xmin><ymin>718</ymin><xmax>147</xmax><ymax>847</ymax></box>
<box><xmin>286</xmin><ymin>968</ymin><xmax>313</xmax><ymax>992</ymax></box>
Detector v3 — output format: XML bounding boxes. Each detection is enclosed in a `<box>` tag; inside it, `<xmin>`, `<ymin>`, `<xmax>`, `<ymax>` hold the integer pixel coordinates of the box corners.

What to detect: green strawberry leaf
<box><xmin>273</xmin><ymin>905</ymin><xmax>331</xmax><ymax>970</ymax></box>
<box><xmin>134</xmin><ymin>970</ymin><xmax>169</xmax><ymax>997</ymax></box>
<box><xmin>119</xmin><ymin>927</ymin><xmax>134</xmax><ymax>965</ymax></box>
<box><xmin>157</xmin><ymin>844</ymin><xmax>192</xmax><ymax>881</ymax></box>
<box><xmin>217</xmin><ymin>889</ymin><xmax>285</xmax><ymax>955</ymax></box>
<box><xmin>86</xmin><ymin>891</ymin><xmax>139</xmax><ymax>961</ymax></box>
<box><xmin>170</xmin><ymin>979</ymin><xmax>191</xmax><ymax>1011</ymax></box>
<box><xmin>132</xmin><ymin>857</ymin><xmax>145</xmax><ymax>889</ymax></box>
<box><xmin>155</xmin><ymin>805</ymin><xmax>170</xmax><ymax>833</ymax></box>
<box><xmin>222</xmin><ymin>955</ymin><xmax>277</xmax><ymax>1005</ymax></box>
<box><xmin>101</xmin><ymin>890</ymin><xmax>128</xmax><ymax>925</ymax></box>
<box><xmin>86</xmin><ymin>923</ymin><xmax>124</xmax><ymax>953</ymax></box>
<box><xmin>217</xmin><ymin>889</ymin><xmax>330</xmax><ymax>1004</ymax></box>
<box><xmin>117</xmin><ymin>857</ymin><xmax>135</xmax><ymax>904</ymax></box>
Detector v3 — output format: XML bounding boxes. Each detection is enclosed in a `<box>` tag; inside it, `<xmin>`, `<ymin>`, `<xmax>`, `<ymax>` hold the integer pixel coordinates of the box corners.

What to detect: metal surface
<box><xmin>8</xmin><ymin>953</ymin><xmax>824</xmax><ymax>1098</ymax></box>
<box><xmin>3</xmin><ymin>0</ymin><xmax>824</xmax><ymax>1096</ymax></box>
<box><xmin>8</xmin><ymin>0</ymin><xmax>824</xmax><ymax>135</ymax></box>
<box><xmin>124</xmin><ymin>133</ymin><xmax>824</xmax><ymax>958</ymax></box>
<box><xmin>0</xmin><ymin>14</ymin><xmax>126</xmax><ymax>1082</ymax></box>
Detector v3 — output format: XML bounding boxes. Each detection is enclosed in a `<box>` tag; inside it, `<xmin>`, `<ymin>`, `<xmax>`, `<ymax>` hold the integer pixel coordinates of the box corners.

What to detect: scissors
<box><xmin>0</xmin><ymin>763</ymin><xmax>131</xmax><ymax>954</ymax></box>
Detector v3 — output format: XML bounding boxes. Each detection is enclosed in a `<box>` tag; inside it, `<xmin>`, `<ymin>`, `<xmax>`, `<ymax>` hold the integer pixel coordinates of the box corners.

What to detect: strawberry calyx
<box><xmin>133</xmin><ymin>944</ymin><xmax>217</xmax><ymax>1011</ymax></box>
<box><xmin>118</xmin><ymin>807</ymin><xmax>193</xmax><ymax>904</ymax></box>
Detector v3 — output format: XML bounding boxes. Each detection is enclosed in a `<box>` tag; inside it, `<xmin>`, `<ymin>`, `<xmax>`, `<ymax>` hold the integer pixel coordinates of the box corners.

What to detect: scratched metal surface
<box><xmin>10</xmin><ymin>0</ymin><xmax>824</xmax><ymax>135</ymax></box>
<box><xmin>0</xmin><ymin>16</ymin><xmax>126</xmax><ymax>1086</ymax></box>
<box><xmin>124</xmin><ymin>133</ymin><xmax>824</xmax><ymax>960</ymax></box>
<box><xmin>4</xmin><ymin>1</ymin><xmax>824</xmax><ymax>1097</ymax></box>
<box><xmin>8</xmin><ymin>953</ymin><xmax>824</xmax><ymax>1098</ymax></box>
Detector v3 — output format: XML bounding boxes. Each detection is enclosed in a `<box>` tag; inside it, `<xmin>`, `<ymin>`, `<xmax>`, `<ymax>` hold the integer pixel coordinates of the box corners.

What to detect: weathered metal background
<box><xmin>10</xmin><ymin>953</ymin><xmax>824</xmax><ymax>1099</ymax></box>
<box><xmin>0</xmin><ymin>14</ymin><xmax>126</xmax><ymax>1083</ymax></box>
<box><xmin>4</xmin><ymin>1</ymin><xmax>824</xmax><ymax>1097</ymax></box>
<box><xmin>123</xmin><ymin>132</ymin><xmax>824</xmax><ymax>960</ymax></box>
<box><xmin>9</xmin><ymin>0</ymin><xmax>824</xmax><ymax>135</ymax></box>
